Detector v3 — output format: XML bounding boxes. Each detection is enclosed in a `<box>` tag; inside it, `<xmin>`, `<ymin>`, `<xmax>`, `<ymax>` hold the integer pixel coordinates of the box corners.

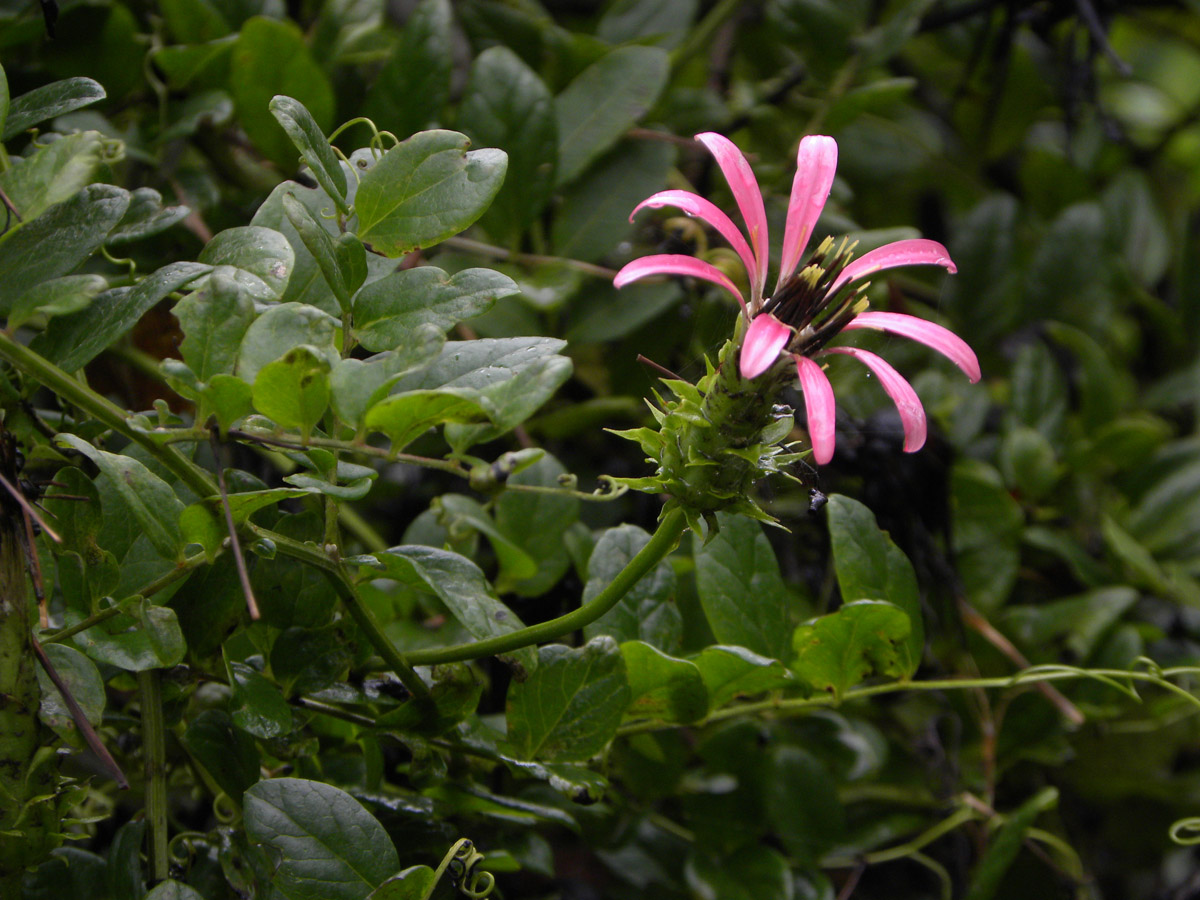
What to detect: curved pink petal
<box><xmin>740</xmin><ymin>314</ymin><xmax>792</xmax><ymax>379</ymax></box>
<box><xmin>829</xmin><ymin>239</ymin><xmax>957</xmax><ymax>294</ymax></box>
<box><xmin>613</xmin><ymin>254</ymin><xmax>746</xmax><ymax>314</ymax></box>
<box><xmin>794</xmin><ymin>355</ymin><xmax>837</xmax><ymax>465</ymax></box>
<box><xmin>631</xmin><ymin>190</ymin><xmax>759</xmax><ymax>290</ymax></box>
<box><xmin>777</xmin><ymin>135</ymin><xmax>838</xmax><ymax>289</ymax></box>
<box><xmin>695</xmin><ymin>132</ymin><xmax>769</xmax><ymax>301</ymax></box>
<box><xmin>822</xmin><ymin>347</ymin><xmax>927</xmax><ymax>453</ymax></box>
<box><xmin>842</xmin><ymin>311</ymin><xmax>981</xmax><ymax>382</ymax></box>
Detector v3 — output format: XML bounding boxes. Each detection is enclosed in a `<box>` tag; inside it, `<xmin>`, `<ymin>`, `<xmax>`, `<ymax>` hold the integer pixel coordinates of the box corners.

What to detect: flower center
<box><xmin>759</xmin><ymin>236</ymin><xmax>870</xmax><ymax>357</ymax></box>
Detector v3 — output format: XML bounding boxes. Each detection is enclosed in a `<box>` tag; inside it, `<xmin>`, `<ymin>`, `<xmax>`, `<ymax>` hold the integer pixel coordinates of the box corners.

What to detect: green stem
<box><xmin>443</xmin><ymin>236</ymin><xmax>619</xmax><ymax>280</ymax></box>
<box><xmin>248</xmin><ymin>523</ymin><xmax>434</xmax><ymax>712</ymax></box>
<box><xmin>405</xmin><ymin>508</ymin><xmax>688</xmax><ymax>666</ymax></box>
<box><xmin>137</xmin><ymin>669</ymin><xmax>170</xmax><ymax>885</ymax></box>
<box><xmin>0</xmin><ymin>333</ymin><xmax>217</xmax><ymax>499</ymax></box>
<box><xmin>41</xmin><ymin>551</ymin><xmax>211</xmax><ymax>644</ymax></box>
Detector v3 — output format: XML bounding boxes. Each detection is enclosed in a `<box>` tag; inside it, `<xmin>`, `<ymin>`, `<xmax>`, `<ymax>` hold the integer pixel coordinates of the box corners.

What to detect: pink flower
<box><xmin>614</xmin><ymin>132</ymin><xmax>980</xmax><ymax>465</ymax></box>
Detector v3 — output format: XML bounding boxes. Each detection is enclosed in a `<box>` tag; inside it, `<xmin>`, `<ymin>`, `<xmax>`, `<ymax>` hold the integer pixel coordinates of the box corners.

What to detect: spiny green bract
<box><xmin>608</xmin><ymin>337</ymin><xmax>805</xmax><ymax>537</ymax></box>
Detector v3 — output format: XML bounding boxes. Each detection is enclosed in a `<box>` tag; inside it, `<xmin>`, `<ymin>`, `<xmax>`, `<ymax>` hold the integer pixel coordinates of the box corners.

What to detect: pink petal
<box><xmin>842</xmin><ymin>311</ymin><xmax>981</xmax><ymax>382</ymax></box>
<box><xmin>822</xmin><ymin>347</ymin><xmax>927</xmax><ymax>453</ymax></box>
<box><xmin>777</xmin><ymin>135</ymin><xmax>838</xmax><ymax>289</ymax></box>
<box><xmin>631</xmin><ymin>190</ymin><xmax>758</xmax><ymax>290</ymax></box>
<box><xmin>794</xmin><ymin>355</ymin><xmax>837</xmax><ymax>465</ymax></box>
<box><xmin>613</xmin><ymin>254</ymin><xmax>746</xmax><ymax>314</ymax></box>
<box><xmin>740</xmin><ymin>314</ymin><xmax>792</xmax><ymax>379</ymax></box>
<box><xmin>829</xmin><ymin>239</ymin><xmax>957</xmax><ymax>294</ymax></box>
<box><xmin>695</xmin><ymin>132</ymin><xmax>769</xmax><ymax>302</ymax></box>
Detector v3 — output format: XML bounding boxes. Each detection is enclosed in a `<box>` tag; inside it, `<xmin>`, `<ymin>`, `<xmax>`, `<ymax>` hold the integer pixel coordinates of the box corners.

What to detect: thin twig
<box><xmin>209</xmin><ymin>429</ymin><xmax>260</xmax><ymax>620</ymax></box>
<box><xmin>31</xmin><ymin>638</ymin><xmax>129</xmax><ymax>788</ymax></box>
<box><xmin>443</xmin><ymin>236</ymin><xmax>620</xmax><ymax>280</ymax></box>
<box><xmin>0</xmin><ymin>471</ymin><xmax>60</xmax><ymax>542</ymax></box>
<box><xmin>21</xmin><ymin>510</ymin><xmax>49</xmax><ymax>627</ymax></box>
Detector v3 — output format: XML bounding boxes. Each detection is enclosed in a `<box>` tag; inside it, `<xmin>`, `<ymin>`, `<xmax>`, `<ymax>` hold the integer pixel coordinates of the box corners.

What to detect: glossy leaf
<box><xmin>243</xmin><ymin>778</ymin><xmax>398</xmax><ymax>900</ymax></box>
<box><xmin>460</xmin><ymin>46</ymin><xmax>557</xmax><ymax>240</ymax></box>
<box><xmin>584</xmin><ymin>524</ymin><xmax>680</xmax><ymax>651</ymax></box>
<box><xmin>694</xmin><ymin>513</ymin><xmax>792</xmax><ymax>660</ymax></box>
<box><xmin>0</xmin><ymin>184</ymin><xmax>129</xmax><ymax>317</ymax></box>
<box><xmin>55</xmin><ymin>435</ymin><xmax>187</xmax><ymax>562</ymax></box>
<box><xmin>8</xmin><ymin>274</ymin><xmax>107</xmax><ymax>329</ymax></box>
<box><xmin>353</xmin><ymin>266</ymin><xmax>519</xmax><ymax>353</ymax></box>
<box><xmin>690</xmin><ymin>645</ymin><xmax>794</xmax><ymax>709</ymax></box>
<box><xmin>175</xmin><ymin>268</ymin><xmax>256</xmax><ymax>380</ymax></box>
<box><xmin>230</xmin><ymin>17</ymin><xmax>334</xmax><ymax>169</ymax></box>
<box><xmin>826</xmin><ymin>495</ymin><xmax>923</xmax><ymax>675</ymax></box>
<box><xmin>363</xmin><ymin>389</ymin><xmax>488</xmax><ymax>451</ymax></box>
<box><xmin>791</xmin><ymin>601</ymin><xmax>911</xmax><ymax>700</ymax></box>
<box><xmin>353</xmin><ymin>130</ymin><xmax>507</xmax><ymax>257</ymax></box>
<box><xmin>329</xmin><ymin>328</ymin><xmax>445</xmax><ymax>428</ymax></box>
<box><xmin>2</xmin><ymin>76</ymin><xmax>105</xmax><ymax>140</ymax></box>
<box><xmin>365</xmin><ymin>546</ymin><xmax>534</xmax><ymax>674</ymax></box>
<box><xmin>197</xmin><ymin>225</ymin><xmax>294</xmax><ymax>301</ymax></box>
<box><xmin>226</xmin><ymin>660</ymin><xmax>293</xmax><ymax>739</ymax></box>
<box><xmin>621</xmin><ymin>641</ymin><xmax>708</xmax><ymax>723</ymax></box>
<box><xmin>506</xmin><ymin>637</ymin><xmax>631</xmax><ymax>762</ymax></box>
<box><xmin>281</xmin><ymin>192</ymin><xmax>354</xmax><ymax>311</ymax></box>
<box><xmin>270</xmin><ymin>95</ymin><xmax>348</xmax><ymax>213</ymax></box>
<box><xmin>362</xmin><ymin>0</ymin><xmax>453</xmax><ymax>140</ymax></box>
<box><xmin>684</xmin><ymin>844</ymin><xmax>793</xmax><ymax>900</ymax></box>
<box><xmin>36</xmin><ymin>643</ymin><xmax>105</xmax><ymax>740</ymax></box>
<box><xmin>0</xmin><ymin>130</ymin><xmax>105</xmax><ymax>222</ymax></box>
<box><xmin>554</xmin><ymin>45</ymin><xmax>669</xmax><ymax>186</ymax></box>
<box><xmin>237</xmin><ymin>302</ymin><xmax>338</xmax><ymax>382</ymax></box>
<box><xmin>252</xmin><ymin>345</ymin><xmax>331</xmax><ymax>436</ymax></box>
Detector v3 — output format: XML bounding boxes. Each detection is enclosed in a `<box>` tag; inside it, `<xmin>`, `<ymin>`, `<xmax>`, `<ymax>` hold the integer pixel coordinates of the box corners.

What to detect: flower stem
<box><xmin>137</xmin><ymin>668</ymin><xmax>169</xmax><ymax>885</ymax></box>
<box><xmin>405</xmin><ymin>508</ymin><xmax>688</xmax><ymax>666</ymax></box>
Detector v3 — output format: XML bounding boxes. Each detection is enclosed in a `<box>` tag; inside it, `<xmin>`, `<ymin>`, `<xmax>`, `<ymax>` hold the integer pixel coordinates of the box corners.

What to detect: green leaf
<box><xmin>364</xmin><ymin>546</ymin><xmax>534</xmax><ymax>674</ymax></box>
<box><xmin>621</xmin><ymin>641</ymin><xmax>707</xmax><ymax>724</ymax></box>
<box><xmin>159</xmin><ymin>0</ymin><xmax>230</xmax><ymax>42</ymax></box>
<box><xmin>353</xmin><ymin>130</ymin><xmax>508</xmax><ymax>258</ymax></box>
<box><xmin>363</xmin><ymin>389</ymin><xmax>488</xmax><ymax>451</ymax></box>
<box><xmin>198</xmin><ymin>226</ymin><xmax>294</xmax><ymax>301</ymax></box>
<box><xmin>436</xmin><ymin>493</ymin><xmax>538</xmax><ymax>583</ymax></box>
<box><xmin>270</xmin><ymin>96</ymin><xmax>348</xmax><ymax>213</ymax></box>
<box><xmin>690</xmin><ymin>645</ymin><xmax>794</xmax><ymax>709</ymax></box>
<box><xmin>35</xmin><ymin>260</ymin><xmax>210</xmax><ymax>371</ymax></box>
<box><xmin>108</xmin><ymin>187</ymin><xmax>191</xmax><ymax>246</ymax></box>
<box><xmin>952</xmin><ymin>459</ymin><xmax>1024</xmax><ymax>612</ymax></box>
<box><xmin>791</xmin><ymin>600</ymin><xmax>911</xmax><ymax>700</ymax></box>
<box><xmin>175</xmin><ymin>268</ymin><xmax>256</xmax><ymax>381</ymax></box>
<box><xmin>2</xmin><ymin>76</ymin><xmax>106</xmax><ymax>141</ymax></box>
<box><xmin>373</xmin><ymin>663</ymin><xmax>481</xmax><ymax>735</ymax></box>
<box><xmin>597</xmin><ymin>0</ymin><xmax>698</xmax><ymax>47</ymax></box>
<box><xmin>237</xmin><ymin>302</ymin><xmax>338</xmax><ymax>382</ymax></box>
<box><xmin>493</xmin><ymin>452</ymin><xmax>580</xmax><ymax>597</ymax></box>
<box><xmin>694</xmin><ymin>512</ymin><xmax>792</xmax><ymax>661</ymax></box>
<box><xmin>367</xmin><ymin>867</ymin><xmax>435</xmax><ymax>900</ymax></box>
<box><xmin>252</xmin><ymin>345</ymin><xmax>331</xmax><ymax>436</ymax></box>
<box><xmin>964</xmin><ymin>788</ymin><xmax>1058</xmax><ymax>900</ymax></box>
<box><xmin>1003</xmin><ymin>586</ymin><xmax>1138</xmax><ymax>662</ymax></box>
<box><xmin>553</xmin><ymin>45</ymin><xmax>669</xmax><ymax>186</ymax></box>
<box><xmin>152</xmin><ymin>37</ymin><xmax>236</xmax><ymax>89</ymax></box>
<box><xmin>282</xmin><ymin>192</ymin><xmax>355</xmax><ymax>311</ymax></box>
<box><xmin>566</xmin><ymin>278</ymin><xmax>681</xmax><ymax>343</ymax></box>
<box><xmin>552</xmin><ymin>138</ymin><xmax>675</xmax><ymax>262</ymax></box>
<box><xmin>684</xmin><ymin>845</ymin><xmax>793</xmax><ymax>900</ymax></box>
<box><xmin>460</xmin><ymin>46</ymin><xmax>557</xmax><ymax>241</ymax></box>
<box><xmin>0</xmin><ymin>130</ymin><xmax>105</xmax><ymax>222</ymax></box>
<box><xmin>0</xmin><ymin>184</ymin><xmax>129</xmax><ymax>317</ymax></box>
<box><xmin>764</xmin><ymin>745</ymin><xmax>845</xmax><ymax>864</ymax></box>
<box><xmin>55</xmin><ymin>435</ymin><xmax>187</xmax><ymax>562</ymax></box>
<box><xmin>329</xmin><ymin>329</ymin><xmax>444</xmax><ymax>428</ymax></box>
<box><xmin>0</xmin><ymin>62</ymin><xmax>8</xmax><ymax>138</ymax></box>
<box><xmin>363</xmin><ymin>0</ymin><xmax>453</xmax><ymax>139</ymax></box>
<box><xmin>244</xmin><ymin>778</ymin><xmax>399</xmax><ymax>900</ymax></box>
<box><xmin>8</xmin><ymin>274</ymin><xmax>107</xmax><ymax>329</ymax></box>
<box><xmin>70</xmin><ymin>599</ymin><xmax>185</xmax><ymax>671</ymax></box>
<box><xmin>271</xmin><ymin>625</ymin><xmax>353</xmax><ymax>697</ymax></box>
<box><xmin>826</xmin><ymin>495</ymin><xmax>923</xmax><ymax>676</ymax></box>
<box><xmin>226</xmin><ymin>660</ymin><xmax>293</xmax><ymax>739</ymax></box>
<box><xmin>584</xmin><ymin>524</ymin><xmax>680</xmax><ymax>651</ymax></box>
<box><xmin>36</xmin><ymin>643</ymin><xmax>105</xmax><ymax>739</ymax></box>
<box><xmin>146</xmin><ymin>881</ymin><xmax>206</xmax><ymax>900</ymax></box>
<box><xmin>230</xmin><ymin>17</ymin><xmax>334</xmax><ymax>170</ymax></box>
<box><xmin>505</xmin><ymin>637</ymin><xmax>631</xmax><ymax>762</ymax></box>
<box><xmin>353</xmin><ymin>266</ymin><xmax>519</xmax><ymax>352</ymax></box>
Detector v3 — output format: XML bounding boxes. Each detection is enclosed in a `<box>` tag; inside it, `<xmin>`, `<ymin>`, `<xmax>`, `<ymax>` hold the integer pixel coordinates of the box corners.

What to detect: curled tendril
<box><xmin>503</xmin><ymin>476</ymin><xmax>629</xmax><ymax>503</ymax></box>
<box><xmin>1170</xmin><ymin>817</ymin><xmax>1200</xmax><ymax>845</ymax></box>
<box><xmin>101</xmin><ymin>245</ymin><xmax>137</xmax><ymax>278</ymax></box>
<box><xmin>427</xmin><ymin>838</ymin><xmax>496</xmax><ymax>900</ymax></box>
<box><xmin>168</xmin><ymin>831</ymin><xmax>205</xmax><ymax>866</ymax></box>
<box><xmin>99</xmin><ymin>137</ymin><xmax>126</xmax><ymax>164</ymax></box>
<box><xmin>212</xmin><ymin>791</ymin><xmax>238</xmax><ymax>824</ymax></box>
<box><xmin>1133</xmin><ymin>656</ymin><xmax>1165</xmax><ymax>678</ymax></box>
